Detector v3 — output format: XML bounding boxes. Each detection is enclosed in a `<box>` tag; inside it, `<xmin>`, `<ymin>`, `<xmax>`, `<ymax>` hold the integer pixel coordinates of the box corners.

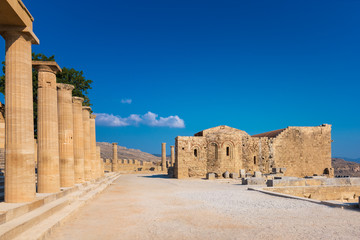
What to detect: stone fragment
<box><xmin>239</xmin><ymin>169</ymin><xmax>246</xmax><ymax>178</ymax></box>
<box><xmin>223</xmin><ymin>171</ymin><xmax>230</xmax><ymax>178</ymax></box>
<box><xmin>207</xmin><ymin>173</ymin><xmax>216</xmax><ymax>180</ymax></box>
<box><xmin>230</xmin><ymin>173</ymin><xmax>238</xmax><ymax>179</ymax></box>
<box><xmin>254</xmin><ymin>171</ymin><xmax>262</xmax><ymax>178</ymax></box>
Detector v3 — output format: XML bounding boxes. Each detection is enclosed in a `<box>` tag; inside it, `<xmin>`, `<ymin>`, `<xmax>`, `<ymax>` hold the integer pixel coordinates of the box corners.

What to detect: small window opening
<box><xmin>254</xmin><ymin>156</ymin><xmax>257</xmax><ymax>165</ymax></box>
<box><xmin>194</xmin><ymin>149</ymin><xmax>198</xmax><ymax>157</ymax></box>
<box><xmin>226</xmin><ymin>147</ymin><xmax>230</xmax><ymax>156</ymax></box>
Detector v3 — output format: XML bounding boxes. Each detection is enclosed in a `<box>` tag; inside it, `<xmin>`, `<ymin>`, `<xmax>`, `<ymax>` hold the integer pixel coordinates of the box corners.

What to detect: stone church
<box><xmin>174</xmin><ymin>124</ymin><xmax>333</xmax><ymax>179</ymax></box>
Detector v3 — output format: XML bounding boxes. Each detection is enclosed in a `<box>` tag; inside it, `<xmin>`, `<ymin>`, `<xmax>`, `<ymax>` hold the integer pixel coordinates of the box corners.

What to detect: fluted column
<box><xmin>73</xmin><ymin>97</ymin><xmax>85</xmax><ymax>183</ymax></box>
<box><xmin>112</xmin><ymin>143</ymin><xmax>118</xmax><ymax>172</ymax></box>
<box><xmin>170</xmin><ymin>145</ymin><xmax>175</xmax><ymax>167</ymax></box>
<box><xmin>57</xmin><ymin>83</ymin><xmax>75</xmax><ymax>187</ymax></box>
<box><xmin>161</xmin><ymin>143</ymin><xmax>167</xmax><ymax>171</ymax></box>
<box><xmin>82</xmin><ymin>106</ymin><xmax>92</xmax><ymax>181</ymax></box>
<box><xmin>89</xmin><ymin>114</ymin><xmax>97</xmax><ymax>179</ymax></box>
<box><xmin>2</xmin><ymin>32</ymin><xmax>36</xmax><ymax>202</ymax></box>
<box><xmin>34</xmin><ymin>61</ymin><xmax>61</xmax><ymax>193</ymax></box>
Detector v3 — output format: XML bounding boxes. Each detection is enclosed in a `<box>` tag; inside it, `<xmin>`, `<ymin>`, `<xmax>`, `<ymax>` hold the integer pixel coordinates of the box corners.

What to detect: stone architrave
<box><xmin>82</xmin><ymin>106</ymin><xmax>92</xmax><ymax>181</ymax></box>
<box><xmin>112</xmin><ymin>143</ymin><xmax>118</xmax><ymax>172</ymax></box>
<box><xmin>33</xmin><ymin>61</ymin><xmax>62</xmax><ymax>193</ymax></box>
<box><xmin>89</xmin><ymin>114</ymin><xmax>97</xmax><ymax>179</ymax></box>
<box><xmin>73</xmin><ymin>97</ymin><xmax>85</xmax><ymax>183</ymax></box>
<box><xmin>170</xmin><ymin>146</ymin><xmax>175</xmax><ymax>167</ymax></box>
<box><xmin>0</xmin><ymin>0</ymin><xmax>39</xmax><ymax>203</ymax></box>
<box><xmin>57</xmin><ymin>83</ymin><xmax>75</xmax><ymax>187</ymax></box>
<box><xmin>161</xmin><ymin>143</ymin><xmax>167</xmax><ymax>171</ymax></box>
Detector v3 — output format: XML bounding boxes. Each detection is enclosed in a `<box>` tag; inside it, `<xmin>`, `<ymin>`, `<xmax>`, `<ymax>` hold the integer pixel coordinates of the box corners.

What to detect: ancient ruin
<box><xmin>175</xmin><ymin>125</ymin><xmax>333</xmax><ymax>179</ymax></box>
<box><xmin>57</xmin><ymin>83</ymin><xmax>75</xmax><ymax>187</ymax></box>
<box><xmin>161</xmin><ymin>142</ymin><xmax>166</xmax><ymax>171</ymax></box>
<box><xmin>73</xmin><ymin>97</ymin><xmax>85</xmax><ymax>183</ymax></box>
<box><xmin>0</xmin><ymin>0</ymin><xmax>39</xmax><ymax>203</ymax></box>
<box><xmin>34</xmin><ymin>61</ymin><xmax>61</xmax><ymax>193</ymax></box>
<box><xmin>82</xmin><ymin>106</ymin><xmax>92</xmax><ymax>181</ymax></box>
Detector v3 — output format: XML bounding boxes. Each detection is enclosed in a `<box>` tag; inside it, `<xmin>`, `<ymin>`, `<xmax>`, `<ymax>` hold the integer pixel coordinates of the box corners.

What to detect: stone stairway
<box><xmin>0</xmin><ymin>173</ymin><xmax>120</xmax><ymax>240</ymax></box>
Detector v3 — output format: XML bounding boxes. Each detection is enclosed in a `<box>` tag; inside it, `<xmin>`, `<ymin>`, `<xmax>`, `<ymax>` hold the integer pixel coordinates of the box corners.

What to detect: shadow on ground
<box><xmin>139</xmin><ymin>174</ymin><xmax>169</xmax><ymax>179</ymax></box>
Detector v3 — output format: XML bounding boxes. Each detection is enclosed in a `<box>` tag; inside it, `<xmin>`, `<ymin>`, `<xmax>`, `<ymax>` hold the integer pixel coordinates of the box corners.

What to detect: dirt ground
<box><xmin>49</xmin><ymin>174</ymin><xmax>360</xmax><ymax>240</ymax></box>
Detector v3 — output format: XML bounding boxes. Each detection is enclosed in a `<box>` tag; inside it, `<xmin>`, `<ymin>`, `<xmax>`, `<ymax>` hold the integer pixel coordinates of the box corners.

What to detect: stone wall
<box><xmin>271</xmin><ymin>125</ymin><xmax>332</xmax><ymax>177</ymax></box>
<box><xmin>175</xmin><ymin>125</ymin><xmax>332</xmax><ymax>179</ymax></box>
<box><xmin>265</xmin><ymin>185</ymin><xmax>360</xmax><ymax>202</ymax></box>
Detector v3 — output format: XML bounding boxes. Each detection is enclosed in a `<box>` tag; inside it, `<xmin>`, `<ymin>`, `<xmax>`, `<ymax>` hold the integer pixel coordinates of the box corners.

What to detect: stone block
<box><xmin>207</xmin><ymin>173</ymin><xmax>216</xmax><ymax>180</ymax></box>
<box><xmin>239</xmin><ymin>169</ymin><xmax>246</xmax><ymax>178</ymax></box>
<box><xmin>223</xmin><ymin>171</ymin><xmax>230</xmax><ymax>179</ymax></box>
<box><xmin>280</xmin><ymin>168</ymin><xmax>286</xmax><ymax>173</ymax></box>
<box><xmin>272</xmin><ymin>168</ymin><xmax>281</xmax><ymax>174</ymax></box>
<box><xmin>243</xmin><ymin>177</ymin><xmax>266</xmax><ymax>185</ymax></box>
<box><xmin>254</xmin><ymin>171</ymin><xmax>262</xmax><ymax>178</ymax></box>
<box><xmin>230</xmin><ymin>173</ymin><xmax>238</xmax><ymax>179</ymax></box>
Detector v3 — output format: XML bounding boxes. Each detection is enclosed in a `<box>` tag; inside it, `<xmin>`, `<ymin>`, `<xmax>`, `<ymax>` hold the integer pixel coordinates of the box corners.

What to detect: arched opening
<box><xmin>254</xmin><ymin>156</ymin><xmax>257</xmax><ymax>165</ymax></box>
<box><xmin>194</xmin><ymin>149</ymin><xmax>198</xmax><ymax>157</ymax></box>
<box><xmin>226</xmin><ymin>147</ymin><xmax>230</xmax><ymax>156</ymax></box>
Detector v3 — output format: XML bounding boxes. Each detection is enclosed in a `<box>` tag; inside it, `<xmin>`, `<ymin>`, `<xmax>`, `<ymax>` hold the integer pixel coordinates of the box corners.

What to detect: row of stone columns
<box><xmin>32</xmin><ymin>61</ymin><xmax>103</xmax><ymax>197</ymax></box>
<box><xmin>0</xmin><ymin>1</ymin><xmax>106</xmax><ymax>203</ymax></box>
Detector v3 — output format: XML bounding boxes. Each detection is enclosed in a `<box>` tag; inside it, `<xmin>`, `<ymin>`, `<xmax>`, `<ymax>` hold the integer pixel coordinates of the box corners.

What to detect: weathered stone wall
<box><xmin>271</xmin><ymin>125</ymin><xmax>332</xmax><ymax>177</ymax></box>
<box><xmin>175</xmin><ymin>125</ymin><xmax>332</xmax><ymax>179</ymax></box>
<box><xmin>265</xmin><ymin>185</ymin><xmax>360</xmax><ymax>202</ymax></box>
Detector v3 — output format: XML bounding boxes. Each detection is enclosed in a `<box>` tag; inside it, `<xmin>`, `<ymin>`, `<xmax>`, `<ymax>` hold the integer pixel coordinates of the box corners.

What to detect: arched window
<box><xmin>194</xmin><ymin>149</ymin><xmax>198</xmax><ymax>157</ymax></box>
<box><xmin>226</xmin><ymin>147</ymin><xmax>230</xmax><ymax>156</ymax></box>
<box><xmin>254</xmin><ymin>156</ymin><xmax>257</xmax><ymax>165</ymax></box>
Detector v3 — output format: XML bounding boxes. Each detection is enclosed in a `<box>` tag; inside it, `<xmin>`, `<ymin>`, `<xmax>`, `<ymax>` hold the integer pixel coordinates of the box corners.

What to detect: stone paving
<box><xmin>49</xmin><ymin>174</ymin><xmax>360</xmax><ymax>240</ymax></box>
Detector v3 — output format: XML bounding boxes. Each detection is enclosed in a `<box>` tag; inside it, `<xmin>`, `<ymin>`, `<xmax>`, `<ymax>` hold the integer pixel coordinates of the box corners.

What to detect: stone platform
<box><xmin>0</xmin><ymin>172</ymin><xmax>119</xmax><ymax>240</ymax></box>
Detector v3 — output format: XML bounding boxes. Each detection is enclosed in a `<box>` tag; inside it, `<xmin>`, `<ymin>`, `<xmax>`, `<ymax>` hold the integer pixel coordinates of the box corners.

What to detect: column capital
<box><xmin>0</xmin><ymin>28</ymin><xmax>39</xmax><ymax>45</ymax></box>
<box><xmin>112</xmin><ymin>143</ymin><xmax>118</xmax><ymax>146</ymax></box>
<box><xmin>33</xmin><ymin>61</ymin><xmax>61</xmax><ymax>74</ymax></box>
<box><xmin>57</xmin><ymin>83</ymin><xmax>74</xmax><ymax>92</ymax></box>
<box><xmin>72</xmin><ymin>96</ymin><xmax>84</xmax><ymax>104</ymax></box>
<box><xmin>82</xmin><ymin>106</ymin><xmax>92</xmax><ymax>112</ymax></box>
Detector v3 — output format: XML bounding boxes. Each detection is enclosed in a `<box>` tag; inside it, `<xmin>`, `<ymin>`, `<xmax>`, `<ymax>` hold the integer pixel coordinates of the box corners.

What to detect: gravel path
<box><xmin>49</xmin><ymin>174</ymin><xmax>360</xmax><ymax>240</ymax></box>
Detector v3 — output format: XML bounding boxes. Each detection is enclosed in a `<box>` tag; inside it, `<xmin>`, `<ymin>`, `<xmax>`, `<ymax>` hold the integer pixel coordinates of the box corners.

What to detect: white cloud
<box><xmin>95</xmin><ymin>111</ymin><xmax>185</xmax><ymax>128</ymax></box>
<box><xmin>121</xmin><ymin>99</ymin><xmax>132</xmax><ymax>104</ymax></box>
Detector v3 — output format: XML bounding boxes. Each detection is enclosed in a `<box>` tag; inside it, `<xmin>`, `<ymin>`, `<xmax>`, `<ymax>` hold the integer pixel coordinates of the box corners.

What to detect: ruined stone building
<box><xmin>174</xmin><ymin>125</ymin><xmax>332</xmax><ymax>179</ymax></box>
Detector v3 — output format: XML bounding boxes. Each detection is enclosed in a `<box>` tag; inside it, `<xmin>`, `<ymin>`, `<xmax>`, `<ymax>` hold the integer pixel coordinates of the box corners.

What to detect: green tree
<box><xmin>0</xmin><ymin>52</ymin><xmax>93</xmax><ymax>137</ymax></box>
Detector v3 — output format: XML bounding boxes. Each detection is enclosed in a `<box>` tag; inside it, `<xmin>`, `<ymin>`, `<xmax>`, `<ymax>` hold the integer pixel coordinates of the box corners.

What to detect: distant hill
<box><xmin>334</xmin><ymin>157</ymin><xmax>360</xmax><ymax>164</ymax></box>
<box><xmin>97</xmin><ymin>142</ymin><xmax>161</xmax><ymax>163</ymax></box>
<box><xmin>332</xmin><ymin>158</ymin><xmax>360</xmax><ymax>177</ymax></box>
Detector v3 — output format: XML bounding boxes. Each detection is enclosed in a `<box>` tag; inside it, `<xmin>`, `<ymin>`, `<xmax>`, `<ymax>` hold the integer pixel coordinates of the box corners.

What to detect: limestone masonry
<box><xmin>175</xmin><ymin>125</ymin><xmax>333</xmax><ymax>179</ymax></box>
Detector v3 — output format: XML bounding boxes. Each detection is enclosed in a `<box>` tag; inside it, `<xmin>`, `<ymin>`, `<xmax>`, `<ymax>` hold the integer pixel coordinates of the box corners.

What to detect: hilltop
<box><xmin>332</xmin><ymin>158</ymin><xmax>360</xmax><ymax>177</ymax></box>
<box><xmin>96</xmin><ymin>142</ymin><xmax>161</xmax><ymax>163</ymax></box>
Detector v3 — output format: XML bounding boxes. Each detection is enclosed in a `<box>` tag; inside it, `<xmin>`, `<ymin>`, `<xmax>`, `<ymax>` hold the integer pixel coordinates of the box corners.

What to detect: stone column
<box><xmin>112</xmin><ymin>143</ymin><xmax>118</xmax><ymax>172</ymax></box>
<box><xmin>3</xmin><ymin>32</ymin><xmax>36</xmax><ymax>202</ymax></box>
<box><xmin>170</xmin><ymin>145</ymin><xmax>175</xmax><ymax>167</ymax></box>
<box><xmin>89</xmin><ymin>114</ymin><xmax>97</xmax><ymax>179</ymax></box>
<box><xmin>96</xmin><ymin>146</ymin><xmax>101</xmax><ymax>178</ymax></box>
<box><xmin>33</xmin><ymin>61</ymin><xmax>62</xmax><ymax>193</ymax></box>
<box><xmin>73</xmin><ymin>97</ymin><xmax>85</xmax><ymax>183</ymax></box>
<box><xmin>161</xmin><ymin>143</ymin><xmax>166</xmax><ymax>171</ymax></box>
<box><xmin>57</xmin><ymin>83</ymin><xmax>75</xmax><ymax>188</ymax></box>
<box><xmin>82</xmin><ymin>106</ymin><xmax>92</xmax><ymax>181</ymax></box>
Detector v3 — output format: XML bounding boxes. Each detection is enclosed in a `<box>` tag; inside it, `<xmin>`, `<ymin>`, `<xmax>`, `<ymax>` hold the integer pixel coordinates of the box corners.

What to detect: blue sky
<box><xmin>1</xmin><ymin>0</ymin><xmax>359</xmax><ymax>157</ymax></box>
